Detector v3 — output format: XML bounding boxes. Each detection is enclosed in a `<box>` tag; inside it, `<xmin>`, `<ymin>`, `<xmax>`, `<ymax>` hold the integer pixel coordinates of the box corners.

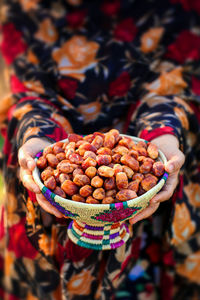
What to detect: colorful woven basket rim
<box><xmin>33</xmin><ymin>135</ymin><xmax>168</xmax><ymax>210</ymax></box>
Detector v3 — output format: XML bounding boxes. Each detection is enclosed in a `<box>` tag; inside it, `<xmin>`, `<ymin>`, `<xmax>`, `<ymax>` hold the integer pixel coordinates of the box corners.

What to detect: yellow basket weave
<box><xmin>33</xmin><ymin>135</ymin><xmax>168</xmax><ymax>250</ymax></box>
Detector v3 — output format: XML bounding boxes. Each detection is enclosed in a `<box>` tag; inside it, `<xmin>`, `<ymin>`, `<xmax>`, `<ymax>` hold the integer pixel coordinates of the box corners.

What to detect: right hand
<box><xmin>18</xmin><ymin>138</ymin><xmax>63</xmax><ymax>218</ymax></box>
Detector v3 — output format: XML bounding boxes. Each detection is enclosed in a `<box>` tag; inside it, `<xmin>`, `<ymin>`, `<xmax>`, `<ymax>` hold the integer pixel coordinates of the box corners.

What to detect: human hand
<box><xmin>18</xmin><ymin>138</ymin><xmax>63</xmax><ymax>218</ymax></box>
<box><xmin>129</xmin><ymin>134</ymin><xmax>185</xmax><ymax>225</ymax></box>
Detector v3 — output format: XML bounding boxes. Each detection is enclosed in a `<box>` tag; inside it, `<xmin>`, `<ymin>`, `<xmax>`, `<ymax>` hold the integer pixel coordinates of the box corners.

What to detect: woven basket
<box><xmin>33</xmin><ymin>135</ymin><xmax>168</xmax><ymax>250</ymax></box>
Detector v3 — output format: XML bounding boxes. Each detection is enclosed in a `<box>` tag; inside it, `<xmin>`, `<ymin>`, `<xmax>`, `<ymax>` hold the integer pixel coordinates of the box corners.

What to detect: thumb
<box><xmin>165</xmin><ymin>152</ymin><xmax>185</xmax><ymax>173</ymax></box>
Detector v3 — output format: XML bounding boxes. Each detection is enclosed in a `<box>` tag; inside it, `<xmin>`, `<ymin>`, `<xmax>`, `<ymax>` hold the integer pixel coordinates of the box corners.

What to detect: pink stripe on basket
<box><xmin>115</xmin><ymin>202</ymin><xmax>123</xmax><ymax>209</ymax></box>
<box><xmin>82</xmin><ymin>233</ymin><xmax>103</xmax><ymax>240</ymax></box>
<box><xmin>111</xmin><ymin>240</ymin><xmax>124</xmax><ymax>249</ymax></box>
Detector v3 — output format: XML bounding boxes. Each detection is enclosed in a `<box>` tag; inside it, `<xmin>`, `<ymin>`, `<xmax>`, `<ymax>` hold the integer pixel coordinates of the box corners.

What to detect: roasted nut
<box><xmin>102</xmin><ymin>197</ymin><xmax>115</xmax><ymax>204</ymax></box>
<box><xmin>97</xmin><ymin>147</ymin><xmax>112</xmax><ymax>156</ymax></box>
<box><xmin>57</xmin><ymin>160</ymin><xmax>75</xmax><ymax>173</ymax></box>
<box><xmin>123</xmin><ymin>166</ymin><xmax>134</xmax><ymax>179</ymax></box>
<box><xmin>53</xmin><ymin>186</ymin><xmax>66</xmax><ymax>198</ymax></box>
<box><xmin>132</xmin><ymin>173</ymin><xmax>144</xmax><ymax>182</ymax></box>
<box><xmin>137</xmin><ymin>141</ymin><xmax>147</xmax><ymax>149</ymax></box>
<box><xmin>137</xmin><ymin>186</ymin><xmax>146</xmax><ymax>196</ymax></box>
<box><xmin>121</xmin><ymin>154</ymin><xmax>139</xmax><ymax>171</ymax></box>
<box><xmin>91</xmin><ymin>135</ymin><xmax>104</xmax><ymax>149</ymax></box>
<box><xmin>83</xmin><ymin>134</ymin><xmax>94</xmax><ymax>143</ymax></box>
<box><xmin>43</xmin><ymin>146</ymin><xmax>53</xmax><ymax>157</ymax></box>
<box><xmin>147</xmin><ymin>143</ymin><xmax>158</xmax><ymax>159</ymax></box>
<box><xmin>82</xmin><ymin>157</ymin><xmax>97</xmax><ymax>170</ymax></box>
<box><xmin>41</xmin><ymin>167</ymin><xmax>54</xmax><ymax>181</ymax></box>
<box><xmin>116</xmin><ymin>172</ymin><xmax>128</xmax><ymax>190</ymax></box>
<box><xmin>79</xmin><ymin>185</ymin><xmax>93</xmax><ymax>197</ymax></box>
<box><xmin>104</xmin><ymin>133</ymin><xmax>115</xmax><ymax>149</ymax></box>
<box><xmin>65</xmin><ymin>148</ymin><xmax>75</xmax><ymax>159</ymax></box>
<box><xmin>72</xmin><ymin>194</ymin><xmax>85</xmax><ymax>202</ymax></box>
<box><xmin>106</xmin><ymin>189</ymin><xmax>117</xmax><ymax>197</ymax></box>
<box><xmin>152</xmin><ymin>161</ymin><xmax>165</xmax><ymax>177</ymax></box>
<box><xmin>128</xmin><ymin>180</ymin><xmax>139</xmax><ymax>193</ymax></box>
<box><xmin>98</xmin><ymin>166</ymin><xmax>114</xmax><ymax>177</ymax></box>
<box><xmin>53</xmin><ymin>143</ymin><xmax>64</xmax><ymax>155</ymax></box>
<box><xmin>86</xmin><ymin>196</ymin><xmax>100</xmax><ymax>204</ymax></box>
<box><xmin>93</xmin><ymin>188</ymin><xmax>105</xmax><ymax>200</ymax></box>
<box><xmin>128</xmin><ymin>150</ymin><xmax>138</xmax><ymax>159</ymax></box>
<box><xmin>141</xmin><ymin>174</ymin><xmax>158</xmax><ymax>191</ymax></box>
<box><xmin>139</xmin><ymin>161</ymin><xmax>152</xmax><ymax>174</ymax></box>
<box><xmin>61</xmin><ymin>180</ymin><xmax>79</xmax><ymax>196</ymax></box>
<box><xmin>96</xmin><ymin>155</ymin><xmax>112</xmax><ymax>166</ymax></box>
<box><xmin>113</xmin><ymin>164</ymin><xmax>123</xmax><ymax>175</ymax></box>
<box><xmin>83</xmin><ymin>151</ymin><xmax>96</xmax><ymax>160</ymax></box>
<box><xmin>91</xmin><ymin>176</ymin><xmax>103</xmax><ymax>188</ymax></box>
<box><xmin>116</xmin><ymin>189</ymin><xmax>137</xmax><ymax>201</ymax></box>
<box><xmin>73</xmin><ymin>174</ymin><xmax>90</xmax><ymax>186</ymax></box>
<box><xmin>44</xmin><ymin>176</ymin><xmax>56</xmax><ymax>190</ymax></box>
<box><xmin>69</xmin><ymin>153</ymin><xmax>83</xmax><ymax>165</ymax></box>
<box><xmin>68</xmin><ymin>133</ymin><xmax>83</xmax><ymax>143</ymax></box>
<box><xmin>137</xmin><ymin>156</ymin><xmax>147</xmax><ymax>163</ymax></box>
<box><xmin>136</xmin><ymin>146</ymin><xmax>147</xmax><ymax>156</ymax></box>
<box><xmin>73</xmin><ymin>168</ymin><xmax>84</xmax><ymax>178</ymax></box>
<box><xmin>76</xmin><ymin>140</ymin><xmax>86</xmax><ymax>147</ymax></box>
<box><xmin>78</xmin><ymin>142</ymin><xmax>97</xmax><ymax>156</ymax></box>
<box><xmin>112</xmin><ymin>153</ymin><xmax>121</xmax><ymax>163</ymax></box>
<box><xmin>109</xmin><ymin>129</ymin><xmax>120</xmax><ymax>142</ymax></box>
<box><xmin>36</xmin><ymin>156</ymin><xmax>47</xmax><ymax>169</ymax></box>
<box><xmin>104</xmin><ymin>177</ymin><xmax>115</xmax><ymax>190</ymax></box>
<box><xmin>46</xmin><ymin>154</ymin><xmax>59</xmax><ymax>168</ymax></box>
<box><xmin>85</xmin><ymin>166</ymin><xmax>97</xmax><ymax>178</ymax></box>
<box><xmin>59</xmin><ymin>173</ymin><xmax>70</xmax><ymax>184</ymax></box>
<box><xmin>56</xmin><ymin>152</ymin><xmax>66</xmax><ymax>161</ymax></box>
<box><xmin>118</xmin><ymin>137</ymin><xmax>135</xmax><ymax>149</ymax></box>
<box><xmin>53</xmin><ymin>169</ymin><xmax>60</xmax><ymax>182</ymax></box>
<box><xmin>113</xmin><ymin>145</ymin><xmax>129</xmax><ymax>156</ymax></box>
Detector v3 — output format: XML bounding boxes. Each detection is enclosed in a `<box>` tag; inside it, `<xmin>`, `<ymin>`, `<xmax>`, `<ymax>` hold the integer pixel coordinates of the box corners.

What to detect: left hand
<box><xmin>129</xmin><ymin>134</ymin><xmax>185</xmax><ymax>225</ymax></box>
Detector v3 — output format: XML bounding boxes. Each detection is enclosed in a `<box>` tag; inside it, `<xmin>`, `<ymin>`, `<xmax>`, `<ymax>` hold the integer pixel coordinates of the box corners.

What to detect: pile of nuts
<box><xmin>36</xmin><ymin>130</ymin><xmax>165</xmax><ymax>204</ymax></box>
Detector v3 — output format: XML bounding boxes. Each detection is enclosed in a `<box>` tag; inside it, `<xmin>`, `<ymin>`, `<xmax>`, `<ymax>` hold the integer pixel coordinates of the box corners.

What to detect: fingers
<box><xmin>165</xmin><ymin>150</ymin><xmax>185</xmax><ymax>173</ymax></box>
<box><xmin>129</xmin><ymin>202</ymin><xmax>160</xmax><ymax>225</ymax></box>
<box><xmin>19</xmin><ymin>168</ymin><xmax>40</xmax><ymax>194</ymax></box>
<box><xmin>36</xmin><ymin>193</ymin><xmax>63</xmax><ymax>218</ymax></box>
<box><xmin>18</xmin><ymin>147</ymin><xmax>36</xmax><ymax>171</ymax></box>
<box><xmin>151</xmin><ymin>171</ymin><xmax>179</xmax><ymax>203</ymax></box>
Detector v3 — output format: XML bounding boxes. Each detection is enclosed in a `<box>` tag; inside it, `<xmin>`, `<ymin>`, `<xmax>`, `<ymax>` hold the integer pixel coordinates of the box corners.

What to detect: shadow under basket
<box><xmin>33</xmin><ymin>135</ymin><xmax>168</xmax><ymax>250</ymax></box>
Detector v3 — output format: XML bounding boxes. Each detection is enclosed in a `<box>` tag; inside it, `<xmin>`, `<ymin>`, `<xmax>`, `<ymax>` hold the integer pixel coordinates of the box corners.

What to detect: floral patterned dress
<box><xmin>0</xmin><ymin>0</ymin><xmax>200</xmax><ymax>299</ymax></box>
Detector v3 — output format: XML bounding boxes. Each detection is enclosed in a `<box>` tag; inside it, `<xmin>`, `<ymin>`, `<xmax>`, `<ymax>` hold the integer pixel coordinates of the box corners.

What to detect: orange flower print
<box><xmin>26</xmin><ymin>198</ymin><xmax>36</xmax><ymax>227</ymax></box>
<box><xmin>67</xmin><ymin>269</ymin><xmax>95</xmax><ymax>295</ymax></box>
<box><xmin>13</xmin><ymin>103</ymin><xmax>32</xmax><ymax>120</ymax></box>
<box><xmin>34</xmin><ymin>18</ymin><xmax>58</xmax><ymax>44</ymax></box>
<box><xmin>141</xmin><ymin>27</ymin><xmax>164</xmax><ymax>53</ymax></box>
<box><xmin>77</xmin><ymin>101</ymin><xmax>102</xmax><ymax>122</ymax></box>
<box><xmin>0</xmin><ymin>95</ymin><xmax>15</xmax><ymax>122</ymax></box>
<box><xmin>22</xmin><ymin>127</ymin><xmax>40</xmax><ymax>144</ymax></box>
<box><xmin>176</xmin><ymin>250</ymin><xmax>200</xmax><ymax>284</ymax></box>
<box><xmin>24</xmin><ymin>80</ymin><xmax>45</xmax><ymax>94</ymax></box>
<box><xmin>38</xmin><ymin>233</ymin><xmax>51</xmax><ymax>256</ymax></box>
<box><xmin>146</xmin><ymin>67</ymin><xmax>187</xmax><ymax>95</ymax></box>
<box><xmin>173</xmin><ymin>96</ymin><xmax>194</xmax><ymax>114</ymax></box>
<box><xmin>27</xmin><ymin>49</ymin><xmax>39</xmax><ymax>65</ymax></box>
<box><xmin>26</xmin><ymin>291</ymin><xmax>38</xmax><ymax>300</ymax></box>
<box><xmin>7</xmin><ymin>192</ymin><xmax>20</xmax><ymax>226</ymax></box>
<box><xmin>52</xmin><ymin>36</ymin><xmax>99</xmax><ymax>81</ymax></box>
<box><xmin>174</xmin><ymin>106</ymin><xmax>189</xmax><ymax>129</ymax></box>
<box><xmin>171</xmin><ymin>203</ymin><xmax>196</xmax><ymax>246</ymax></box>
<box><xmin>184</xmin><ymin>183</ymin><xmax>200</xmax><ymax>207</ymax></box>
<box><xmin>19</xmin><ymin>0</ymin><xmax>40</xmax><ymax>11</ymax></box>
<box><xmin>51</xmin><ymin>112</ymin><xmax>74</xmax><ymax>133</ymax></box>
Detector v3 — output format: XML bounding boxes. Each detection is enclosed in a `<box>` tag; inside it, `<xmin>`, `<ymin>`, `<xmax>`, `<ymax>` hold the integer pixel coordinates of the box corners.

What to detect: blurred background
<box><xmin>0</xmin><ymin>54</ymin><xmax>9</xmax><ymax>202</ymax></box>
